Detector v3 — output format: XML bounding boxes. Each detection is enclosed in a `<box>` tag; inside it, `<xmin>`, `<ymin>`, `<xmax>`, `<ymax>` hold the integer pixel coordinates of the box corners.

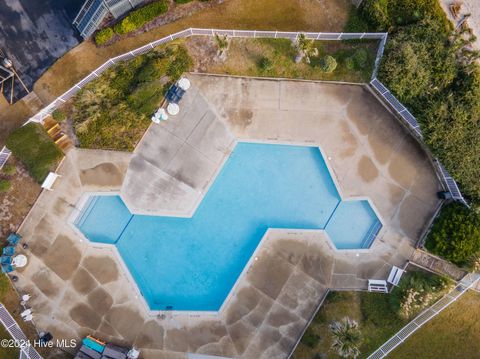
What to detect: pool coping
<box><xmin>66</xmin><ymin>142</ymin><xmax>385</xmax><ymax>318</ymax></box>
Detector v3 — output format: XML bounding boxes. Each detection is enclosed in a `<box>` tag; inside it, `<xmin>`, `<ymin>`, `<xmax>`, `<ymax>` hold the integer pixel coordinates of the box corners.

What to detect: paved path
<box><xmin>410</xmin><ymin>249</ymin><xmax>466</xmax><ymax>281</ymax></box>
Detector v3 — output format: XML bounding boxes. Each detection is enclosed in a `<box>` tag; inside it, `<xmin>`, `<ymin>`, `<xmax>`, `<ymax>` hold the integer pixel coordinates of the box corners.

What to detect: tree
<box><xmin>319</xmin><ymin>55</ymin><xmax>337</xmax><ymax>73</ymax></box>
<box><xmin>425</xmin><ymin>203</ymin><xmax>480</xmax><ymax>266</ymax></box>
<box><xmin>293</xmin><ymin>34</ymin><xmax>319</xmax><ymax>64</ymax></box>
<box><xmin>214</xmin><ymin>34</ymin><xmax>230</xmax><ymax>60</ymax></box>
<box><xmin>330</xmin><ymin>317</ymin><xmax>362</xmax><ymax>358</ymax></box>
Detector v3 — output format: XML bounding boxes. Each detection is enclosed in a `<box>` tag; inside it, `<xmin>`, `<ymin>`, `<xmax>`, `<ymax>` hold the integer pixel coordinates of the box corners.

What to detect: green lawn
<box><xmin>389</xmin><ymin>290</ymin><xmax>480</xmax><ymax>359</ymax></box>
<box><xmin>198</xmin><ymin>38</ymin><xmax>378</xmax><ymax>83</ymax></box>
<box><xmin>293</xmin><ymin>271</ymin><xmax>452</xmax><ymax>359</ymax></box>
<box><xmin>5</xmin><ymin>123</ymin><xmax>63</xmax><ymax>183</ymax></box>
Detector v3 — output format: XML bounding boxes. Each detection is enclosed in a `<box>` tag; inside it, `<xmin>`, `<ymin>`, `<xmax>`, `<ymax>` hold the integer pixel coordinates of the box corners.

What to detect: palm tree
<box><xmin>214</xmin><ymin>33</ymin><xmax>230</xmax><ymax>60</ymax></box>
<box><xmin>294</xmin><ymin>33</ymin><xmax>319</xmax><ymax>64</ymax></box>
<box><xmin>329</xmin><ymin>317</ymin><xmax>362</xmax><ymax>358</ymax></box>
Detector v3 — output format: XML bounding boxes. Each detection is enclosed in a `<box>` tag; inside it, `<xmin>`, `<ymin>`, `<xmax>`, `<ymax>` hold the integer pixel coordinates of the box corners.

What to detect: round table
<box><xmin>12</xmin><ymin>255</ymin><xmax>27</xmax><ymax>268</ymax></box>
<box><xmin>167</xmin><ymin>103</ymin><xmax>180</xmax><ymax>116</ymax></box>
<box><xmin>178</xmin><ymin>77</ymin><xmax>191</xmax><ymax>91</ymax></box>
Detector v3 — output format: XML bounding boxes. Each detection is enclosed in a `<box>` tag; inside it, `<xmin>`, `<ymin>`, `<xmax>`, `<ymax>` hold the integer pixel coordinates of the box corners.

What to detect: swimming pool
<box><xmin>74</xmin><ymin>143</ymin><xmax>381</xmax><ymax>311</ymax></box>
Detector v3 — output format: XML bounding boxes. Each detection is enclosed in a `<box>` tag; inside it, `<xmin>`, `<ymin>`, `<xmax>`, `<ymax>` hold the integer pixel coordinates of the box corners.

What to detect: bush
<box><xmin>319</xmin><ymin>55</ymin><xmax>337</xmax><ymax>73</ymax></box>
<box><xmin>114</xmin><ymin>1</ymin><xmax>168</xmax><ymax>35</ymax></box>
<box><xmin>95</xmin><ymin>27</ymin><xmax>115</xmax><ymax>45</ymax></box>
<box><xmin>390</xmin><ymin>272</ymin><xmax>450</xmax><ymax>319</ymax></box>
<box><xmin>73</xmin><ymin>45</ymin><xmax>192</xmax><ymax>150</ymax></box>
<box><xmin>344</xmin><ymin>57</ymin><xmax>355</xmax><ymax>71</ymax></box>
<box><xmin>0</xmin><ymin>179</ymin><xmax>10</xmax><ymax>192</ymax></box>
<box><xmin>353</xmin><ymin>48</ymin><xmax>368</xmax><ymax>68</ymax></box>
<box><xmin>51</xmin><ymin>109</ymin><xmax>66</xmax><ymax>122</ymax></box>
<box><xmin>258</xmin><ymin>56</ymin><xmax>274</xmax><ymax>72</ymax></box>
<box><xmin>166</xmin><ymin>46</ymin><xmax>193</xmax><ymax>80</ymax></box>
<box><xmin>425</xmin><ymin>203</ymin><xmax>480</xmax><ymax>266</ymax></box>
<box><xmin>5</xmin><ymin>123</ymin><xmax>63</xmax><ymax>182</ymax></box>
<box><xmin>357</xmin><ymin>0</ymin><xmax>480</xmax><ymax>200</ymax></box>
<box><xmin>301</xmin><ymin>329</ymin><xmax>321</xmax><ymax>348</ymax></box>
<box><xmin>174</xmin><ymin>0</ymin><xmax>193</xmax><ymax>3</ymax></box>
<box><xmin>2</xmin><ymin>164</ymin><xmax>15</xmax><ymax>176</ymax></box>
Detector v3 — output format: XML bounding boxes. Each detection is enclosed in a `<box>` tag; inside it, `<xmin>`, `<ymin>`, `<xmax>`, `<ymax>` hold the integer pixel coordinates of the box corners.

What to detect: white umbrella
<box><xmin>167</xmin><ymin>103</ymin><xmax>180</xmax><ymax>116</ymax></box>
<box><xmin>178</xmin><ymin>77</ymin><xmax>191</xmax><ymax>90</ymax></box>
<box><xmin>12</xmin><ymin>255</ymin><xmax>27</xmax><ymax>268</ymax></box>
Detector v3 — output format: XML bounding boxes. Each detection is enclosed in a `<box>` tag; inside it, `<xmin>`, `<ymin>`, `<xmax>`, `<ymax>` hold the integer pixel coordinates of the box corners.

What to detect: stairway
<box><xmin>43</xmin><ymin>116</ymin><xmax>73</xmax><ymax>153</ymax></box>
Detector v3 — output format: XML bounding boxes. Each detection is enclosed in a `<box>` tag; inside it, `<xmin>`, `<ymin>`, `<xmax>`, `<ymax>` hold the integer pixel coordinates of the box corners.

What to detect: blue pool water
<box><xmin>75</xmin><ymin>143</ymin><xmax>381</xmax><ymax>311</ymax></box>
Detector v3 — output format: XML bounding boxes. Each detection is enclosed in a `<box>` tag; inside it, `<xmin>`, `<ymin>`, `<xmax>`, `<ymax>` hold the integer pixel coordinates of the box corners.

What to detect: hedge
<box><xmin>6</xmin><ymin>123</ymin><xmax>63</xmax><ymax>183</ymax></box>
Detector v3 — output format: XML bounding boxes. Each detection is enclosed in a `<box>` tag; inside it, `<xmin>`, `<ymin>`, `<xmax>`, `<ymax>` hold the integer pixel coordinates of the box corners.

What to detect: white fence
<box><xmin>369</xmin><ymin>77</ymin><xmax>468</xmax><ymax>206</ymax></box>
<box><xmin>27</xmin><ymin>27</ymin><xmax>387</xmax><ymax>124</ymax></box>
<box><xmin>367</xmin><ymin>272</ymin><xmax>480</xmax><ymax>359</ymax></box>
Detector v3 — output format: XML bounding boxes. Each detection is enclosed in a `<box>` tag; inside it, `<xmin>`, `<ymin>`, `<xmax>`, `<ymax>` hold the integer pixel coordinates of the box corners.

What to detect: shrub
<box><xmin>95</xmin><ymin>27</ymin><xmax>115</xmax><ymax>45</ymax></box>
<box><xmin>73</xmin><ymin>45</ymin><xmax>192</xmax><ymax>150</ymax></box>
<box><xmin>5</xmin><ymin>123</ymin><xmax>63</xmax><ymax>182</ymax></box>
<box><xmin>319</xmin><ymin>55</ymin><xmax>337</xmax><ymax>73</ymax></box>
<box><xmin>353</xmin><ymin>48</ymin><xmax>368</xmax><ymax>68</ymax></box>
<box><xmin>51</xmin><ymin>109</ymin><xmax>66</xmax><ymax>122</ymax></box>
<box><xmin>390</xmin><ymin>272</ymin><xmax>450</xmax><ymax>320</ymax></box>
<box><xmin>114</xmin><ymin>1</ymin><xmax>168</xmax><ymax>35</ymax></box>
<box><xmin>344</xmin><ymin>57</ymin><xmax>355</xmax><ymax>71</ymax></box>
<box><xmin>2</xmin><ymin>164</ymin><xmax>15</xmax><ymax>176</ymax></box>
<box><xmin>0</xmin><ymin>179</ymin><xmax>10</xmax><ymax>192</ymax></box>
<box><xmin>301</xmin><ymin>329</ymin><xmax>321</xmax><ymax>348</ymax></box>
<box><xmin>425</xmin><ymin>203</ymin><xmax>480</xmax><ymax>266</ymax></box>
<box><xmin>174</xmin><ymin>0</ymin><xmax>193</xmax><ymax>3</ymax></box>
<box><xmin>258</xmin><ymin>56</ymin><xmax>273</xmax><ymax>72</ymax></box>
<box><xmin>166</xmin><ymin>46</ymin><xmax>193</xmax><ymax>80</ymax></box>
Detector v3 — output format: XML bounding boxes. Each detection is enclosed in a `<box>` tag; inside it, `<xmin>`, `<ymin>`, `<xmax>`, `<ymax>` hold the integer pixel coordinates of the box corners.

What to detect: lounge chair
<box><xmin>2</xmin><ymin>246</ymin><xmax>15</xmax><ymax>256</ymax></box>
<box><xmin>7</xmin><ymin>233</ymin><xmax>21</xmax><ymax>246</ymax></box>
<box><xmin>1</xmin><ymin>264</ymin><xmax>13</xmax><ymax>273</ymax></box>
<box><xmin>1</xmin><ymin>256</ymin><xmax>12</xmax><ymax>265</ymax></box>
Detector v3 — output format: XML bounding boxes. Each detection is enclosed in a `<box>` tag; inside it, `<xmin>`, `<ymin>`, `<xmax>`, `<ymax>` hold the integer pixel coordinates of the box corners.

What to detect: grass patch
<box><xmin>389</xmin><ymin>291</ymin><xmax>480</xmax><ymax>358</ymax></box>
<box><xmin>0</xmin><ymin>274</ymin><xmax>18</xmax><ymax>358</ymax></box>
<box><xmin>71</xmin><ymin>42</ymin><xmax>192</xmax><ymax>151</ymax></box>
<box><xmin>5</xmin><ymin>123</ymin><xmax>63</xmax><ymax>183</ymax></box>
<box><xmin>202</xmin><ymin>37</ymin><xmax>378</xmax><ymax>83</ymax></box>
<box><xmin>293</xmin><ymin>271</ymin><xmax>451</xmax><ymax>358</ymax></box>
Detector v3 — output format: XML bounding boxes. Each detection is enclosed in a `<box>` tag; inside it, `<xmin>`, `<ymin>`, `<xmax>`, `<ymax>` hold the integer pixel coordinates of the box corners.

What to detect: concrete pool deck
<box><xmin>14</xmin><ymin>75</ymin><xmax>442</xmax><ymax>358</ymax></box>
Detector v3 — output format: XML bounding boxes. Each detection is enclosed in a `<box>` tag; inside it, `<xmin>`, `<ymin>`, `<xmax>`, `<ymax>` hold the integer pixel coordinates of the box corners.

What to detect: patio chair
<box><xmin>1</xmin><ymin>255</ymin><xmax>12</xmax><ymax>265</ymax></box>
<box><xmin>7</xmin><ymin>233</ymin><xmax>21</xmax><ymax>246</ymax></box>
<box><xmin>2</xmin><ymin>246</ymin><xmax>15</xmax><ymax>256</ymax></box>
<box><xmin>1</xmin><ymin>264</ymin><xmax>13</xmax><ymax>273</ymax></box>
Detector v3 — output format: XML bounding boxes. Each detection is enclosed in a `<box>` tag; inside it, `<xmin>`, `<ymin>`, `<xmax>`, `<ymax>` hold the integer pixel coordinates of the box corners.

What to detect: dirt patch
<box><xmin>83</xmin><ymin>255</ymin><xmax>119</xmax><ymax>284</ymax></box>
<box><xmin>226</xmin><ymin>109</ymin><xmax>253</xmax><ymax>130</ymax></box>
<box><xmin>72</xmin><ymin>267</ymin><xmax>98</xmax><ymax>295</ymax></box>
<box><xmin>80</xmin><ymin>163</ymin><xmax>123</xmax><ymax>187</ymax></box>
<box><xmin>31</xmin><ymin>269</ymin><xmax>61</xmax><ymax>298</ymax></box>
<box><xmin>43</xmin><ymin>235</ymin><xmax>82</xmax><ymax>280</ymax></box>
<box><xmin>358</xmin><ymin>155</ymin><xmax>379</xmax><ymax>182</ymax></box>
<box><xmin>0</xmin><ymin>157</ymin><xmax>40</xmax><ymax>240</ymax></box>
<box><xmin>70</xmin><ymin>303</ymin><xmax>102</xmax><ymax>329</ymax></box>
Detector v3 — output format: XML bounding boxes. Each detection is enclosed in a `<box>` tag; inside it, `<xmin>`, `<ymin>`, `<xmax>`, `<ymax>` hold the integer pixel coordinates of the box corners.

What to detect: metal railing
<box><xmin>0</xmin><ymin>303</ymin><xmax>42</xmax><ymax>359</ymax></box>
<box><xmin>369</xmin><ymin>77</ymin><xmax>468</xmax><ymax>206</ymax></box>
<box><xmin>0</xmin><ymin>146</ymin><xmax>12</xmax><ymax>170</ymax></box>
<box><xmin>367</xmin><ymin>272</ymin><xmax>480</xmax><ymax>359</ymax></box>
<box><xmin>26</xmin><ymin>27</ymin><xmax>387</xmax><ymax>124</ymax></box>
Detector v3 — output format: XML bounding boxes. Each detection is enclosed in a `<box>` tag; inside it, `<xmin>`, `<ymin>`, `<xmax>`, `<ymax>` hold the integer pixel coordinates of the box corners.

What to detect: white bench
<box><xmin>41</xmin><ymin>172</ymin><xmax>61</xmax><ymax>191</ymax></box>
<box><xmin>368</xmin><ymin>279</ymin><xmax>388</xmax><ymax>293</ymax></box>
<box><xmin>387</xmin><ymin>265</ymin><xmax>405</xmax><ymax>286</ymax></box>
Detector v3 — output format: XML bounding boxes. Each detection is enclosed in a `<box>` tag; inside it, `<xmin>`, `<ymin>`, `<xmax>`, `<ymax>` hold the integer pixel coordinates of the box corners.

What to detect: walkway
<box><xmin>410</xmin><ymin>249</ymin><xmax>466</xmax><ymax>281</ymax></box>
<box><xmin>367</xmin><ymin>272</ymin><xmax>480</xmax><ymax>359</ymax></box>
